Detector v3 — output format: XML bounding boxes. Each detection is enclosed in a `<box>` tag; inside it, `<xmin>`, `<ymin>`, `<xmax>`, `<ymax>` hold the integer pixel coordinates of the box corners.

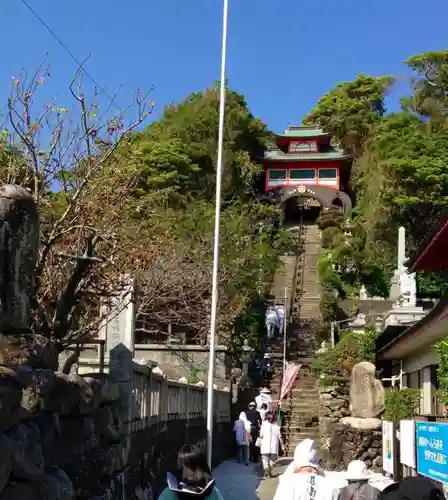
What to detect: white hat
<box><xmin>248</xmin><ymin>401</ymin><xmax>256</xmax><ymax>407</ymax></box>
<box><xmin>345</xmin><ymin>460</ymin><xmax>373</xmax><ymax>481</ymax></box>
<box><xmin>293</xmin><ymin>439</ymin><xmax>321</xmax><ymax>471</ymax></box>
<box><xmin>260</xmin><ymin>388</ymin><xmax>271</xmax><ymax>394</ymax></box>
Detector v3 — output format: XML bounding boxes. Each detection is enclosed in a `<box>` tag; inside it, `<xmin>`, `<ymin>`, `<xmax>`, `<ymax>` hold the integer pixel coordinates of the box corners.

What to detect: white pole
<box><xmin>206</xmin><ymin>0</ymin><xmax>228</xmax><ymax>469</ymax></box>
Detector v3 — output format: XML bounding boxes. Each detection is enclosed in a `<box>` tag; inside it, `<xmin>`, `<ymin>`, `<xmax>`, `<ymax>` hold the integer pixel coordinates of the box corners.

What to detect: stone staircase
<box><xmin>268</xmin><ymin>223</ymin><xmax>323</xmax><ymax>453</ymax></box>
<box><xmin>268</xmin><ymin>252</ymin><xmax>298</xmax><ymax>315</ymax></box>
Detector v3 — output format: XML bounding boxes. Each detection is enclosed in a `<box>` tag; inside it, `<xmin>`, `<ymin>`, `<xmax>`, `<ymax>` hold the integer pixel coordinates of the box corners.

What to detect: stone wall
<box><xmin>319</xmin><ymin>383</ymin><xmax>350</xmax><ymax>450</ymax></box>
<box><xmin>0</xmin><ymin>185</ymin><xmax>233</xmax><ymax>499</ymax></box>
<box><xmin>319</xmin><ymin>383</ymin><xmax>382</xmax><ymax>472</ymax></box>
<box><xmin>0</xmin><ymin>347</ymin><xmax>232</xmax><ymax>499</ymax></box>
<box><xmin>326</xmin><ymin>425</ymin><xmax>382</xmax><ymax>472</ymax></box>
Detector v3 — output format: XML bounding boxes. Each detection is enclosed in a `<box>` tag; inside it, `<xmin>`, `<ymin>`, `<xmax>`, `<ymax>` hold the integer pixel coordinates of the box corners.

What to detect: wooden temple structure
<box><xmin>262</xmin><ymin>125</ymin><xmax>352</xmax><ymax>222</ymax></box>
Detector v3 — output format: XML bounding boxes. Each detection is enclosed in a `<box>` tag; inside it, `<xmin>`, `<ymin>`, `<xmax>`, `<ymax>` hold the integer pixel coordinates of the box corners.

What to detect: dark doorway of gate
<box><xmin>283</xmin><ymin>196</ymin><xmax>322</xmax><ymax>225</ymax></box>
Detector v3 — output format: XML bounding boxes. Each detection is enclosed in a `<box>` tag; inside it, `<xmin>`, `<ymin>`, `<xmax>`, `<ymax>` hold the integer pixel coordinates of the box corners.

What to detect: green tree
<box><xmin>136</xmin><ymin>84</ymin><xmax>271</xmax><ymax>202</ymax></box>
<box><xmin>304</xmin><ymin>74</ymin><xmax>394</xmax><ymax>157</ymax></box>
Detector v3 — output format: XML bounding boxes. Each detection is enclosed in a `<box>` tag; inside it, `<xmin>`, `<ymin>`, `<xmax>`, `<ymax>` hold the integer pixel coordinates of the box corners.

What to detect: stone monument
<box><xmin>0</xmin><ymin>185</ymin><xmax>58</xmax><ymax>369</ymax></box>
<box><xmin>385</xmin><ymin>226</ymin><xmax>425</xmax><ymax>330</ymax></box>
<box><xmin>389</xmin><ymin>226</ymin><xmax>417</xmax><ymax>307</ymax></box>
<box><xmin>341</xmin><ymin>361</ymin><xmax>385</xmax><ymax>429</ymax></box>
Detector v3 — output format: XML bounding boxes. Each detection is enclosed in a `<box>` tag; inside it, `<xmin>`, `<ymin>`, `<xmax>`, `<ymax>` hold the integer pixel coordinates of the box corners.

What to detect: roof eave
<box><xmin>408</xmin><ymin>215</ymin><xmax>448</xmax><ymax>273</ymax></box>
<box><xmin>262</xmin><ymin>155</ymin><xmax>351</xmax><ymax>162</ymax></box>
<box><xmin>378</xmin><ymin>293</ymin><xmax>448</xmax><ymax>358</ymax></box>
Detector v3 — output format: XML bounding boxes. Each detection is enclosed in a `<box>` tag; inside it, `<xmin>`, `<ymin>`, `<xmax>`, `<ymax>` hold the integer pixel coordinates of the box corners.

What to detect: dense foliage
<box><xmin>311</xmin><ymin>329</ymin><xmax>377</xmax><ymax>386</ymax></box>
<box><xmin>435</xmin><ymin>339</ymin><xmax>448</xmax><ymax>405</ymax></box>
<box><xmin>306</xmin><ymin>50</ymin><xmax>448</xmax><ymax>312</ymax></box>
<box><xmin>383</xmin><ymin>388</ymin><xmax>421</xmax><ymax>421</ymax></box>
<box><xmin>0</xmin><ymin>67</ymin><xmax>289</xmax><ymax>350</ymax></box>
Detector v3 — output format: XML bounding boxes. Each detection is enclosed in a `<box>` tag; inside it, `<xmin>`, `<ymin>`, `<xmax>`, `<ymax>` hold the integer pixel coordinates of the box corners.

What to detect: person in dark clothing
<box><xmin>158</xmin><ymin>444</ymin><xmax>223</xmax><ymax>499</ymax></box>
<box><xmin>378</xmin><ymin>476</ymin><xmax>444</xmax><ymax>500</ymax></box>
<box><xmin>259</xmin><ymin>353</ymin><xmax>274</xmax><ymax>387</ymax></box>
<box><xmin>245</xmin><ymin>401</ymin><xmax>262</xmax><ymax>463</ymax></box>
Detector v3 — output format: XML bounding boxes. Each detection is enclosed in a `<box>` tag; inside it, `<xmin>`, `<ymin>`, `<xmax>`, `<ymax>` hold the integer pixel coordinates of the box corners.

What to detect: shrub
<box><xmin>435</xmin><ymin>339</ymin><xmax>448</xmax><ymax>406</ymax></box>
<box><xmin>322</xmin><ymin>227</ymin><xmax>345</xmax><ymax>249</ymax></box>
<box><xmin>311</xmin><ymin>328</ymin><xmax>378</xmax><ymax>384</ymax></box>
<box><xmin>383</xmin><ymin>388</ymin><xmax>420</xmax><ymax>421</ymax></box>
<box><xmin>317</xmin><ymin>207</ymin><xmax>345</xmax><ymax>230</ymax></box>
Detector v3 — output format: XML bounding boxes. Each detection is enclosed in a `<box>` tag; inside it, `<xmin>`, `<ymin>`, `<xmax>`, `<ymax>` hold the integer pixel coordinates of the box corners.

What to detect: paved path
<box><xmin>214</xmin><ymin>459</ymin><xmax>393</xmax><ymax>500</ymax></box>
<box><xmin>213</xmin><ymin>461</ymin><xmax>263</xmax><ymax>499</ymax></box>
<box><xmin>213</xmin><ymin>460</ymin><xmax>290</xmax><ymax>500</ymax></box>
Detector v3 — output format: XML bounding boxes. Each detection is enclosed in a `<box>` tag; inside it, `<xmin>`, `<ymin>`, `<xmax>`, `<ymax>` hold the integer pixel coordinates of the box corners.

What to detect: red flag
<box><xmin>280</xmin><ymin>362</ymin><xmax>301</xmax><ymax>401</ymax></box>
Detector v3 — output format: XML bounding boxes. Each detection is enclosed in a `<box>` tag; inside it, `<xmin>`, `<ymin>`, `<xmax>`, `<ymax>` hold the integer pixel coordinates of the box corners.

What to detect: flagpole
<box><xmin>206</xmin><ymin>0</ymin><xmax>229</xmax><ymax>469</ymax></box>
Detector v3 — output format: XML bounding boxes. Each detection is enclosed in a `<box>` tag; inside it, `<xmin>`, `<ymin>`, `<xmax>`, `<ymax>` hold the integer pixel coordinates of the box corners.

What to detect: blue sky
<box><xmin>1</xmin><ymin>0</ymin><xmax>447</xmax><ymax>133</ymax></box>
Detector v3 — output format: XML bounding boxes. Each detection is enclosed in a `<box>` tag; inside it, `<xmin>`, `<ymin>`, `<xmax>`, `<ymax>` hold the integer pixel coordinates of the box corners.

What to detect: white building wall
<box><xmin>402</xmin><ymin>345</ymin><xmax>440</xmax><ymax>416</ymax></box>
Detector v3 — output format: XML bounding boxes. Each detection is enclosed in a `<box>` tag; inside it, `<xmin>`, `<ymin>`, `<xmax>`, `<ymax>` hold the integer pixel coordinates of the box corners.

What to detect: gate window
<box><xmin>319</xmin><ymin>168</ymin><xmax>337</xmax><ymax>179</ymax></box>
<box><xmin>268</xmin><ymin>169</ymin><xmax>287</xmax><ymax>180</ymax></box>
<box><xmin>290</xmin><ymin>169</ymin><xmax>315</xmax><ymax>180</ymax></box>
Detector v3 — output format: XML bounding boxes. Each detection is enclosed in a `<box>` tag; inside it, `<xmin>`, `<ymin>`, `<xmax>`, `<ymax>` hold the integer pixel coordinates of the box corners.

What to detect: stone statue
<box><xmin>341</xmin><ymin>361</ymin><xmax>384</xmax><ymax>430</ymax></box>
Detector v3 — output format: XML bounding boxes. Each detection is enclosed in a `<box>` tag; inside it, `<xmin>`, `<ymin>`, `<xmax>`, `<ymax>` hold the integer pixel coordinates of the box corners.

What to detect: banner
<box><xmin>280</xmin><ymin>362</ymin><xmax>301</xmax><ymax>401</ymax></box>
<box><xmin>382</xmin><ymin>420</ymin><xmax>395</xmax><ymax>475</ymax></box>
<box><xmin>400</xmin><ymin>420</ymin><xmax>416</xmax><ymax>468</ymax></box>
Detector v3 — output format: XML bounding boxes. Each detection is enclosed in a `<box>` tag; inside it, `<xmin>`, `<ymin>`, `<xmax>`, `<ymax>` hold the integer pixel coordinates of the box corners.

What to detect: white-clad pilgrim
<box><xmin>273</xmin><ymin>439</ymin><xmax>339</xmax><ymax>500</ymax></box>
<box><xmin>255</xmin><ymin>387</ymin><xmax>272</xmax><ymax>411</ymax></box>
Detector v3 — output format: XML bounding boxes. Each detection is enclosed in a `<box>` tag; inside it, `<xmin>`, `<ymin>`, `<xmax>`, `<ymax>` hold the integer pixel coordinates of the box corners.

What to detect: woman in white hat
<box><xmin>255</xmin><ymin>387</ymin><xmax>272</xmax><ymax>411</ymax></box>
<box><xmin>338</xmin><ymin>460</ymin><xmax>380</xmax><ymax>500</ymax></box>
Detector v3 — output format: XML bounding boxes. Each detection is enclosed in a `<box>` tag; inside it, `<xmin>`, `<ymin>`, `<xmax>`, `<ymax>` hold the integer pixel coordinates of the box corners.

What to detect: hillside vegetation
<box><xmin>0</xmin><ymin>71</ymin><xmax>290</xmax><ymax>352</ymax></box>
<box><xmin>305</xmin><ymin>50</ymin><xmax>448</xmax><ymax>314</ymax></box>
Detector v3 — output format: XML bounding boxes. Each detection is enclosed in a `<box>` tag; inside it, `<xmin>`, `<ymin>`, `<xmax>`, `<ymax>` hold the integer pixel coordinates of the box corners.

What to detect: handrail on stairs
<box><xmin>276</xmin><ymin>211</ymin><xmax>306</xmax><ymax>419</ymax></box>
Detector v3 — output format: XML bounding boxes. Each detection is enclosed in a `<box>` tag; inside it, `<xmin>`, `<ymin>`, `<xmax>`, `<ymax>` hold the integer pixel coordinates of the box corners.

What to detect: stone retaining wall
<box><xmin>319</xmin><ymin>383</ymin><xmax>350</xmax><ymax>450</ymax></box>
<box><xmin>318</xmin><ymin>383</ymin><xmax>382</xmax><ymax>472</ymax></box>
<box><xmin>0</xmin><ymin>352</ymin><xmax>231</xmax><ymax>500</ymax></box>
<box><xmin>326</xmin><ymin>425</ymin><xmax>382</xmax><ymax>472</ymax></box>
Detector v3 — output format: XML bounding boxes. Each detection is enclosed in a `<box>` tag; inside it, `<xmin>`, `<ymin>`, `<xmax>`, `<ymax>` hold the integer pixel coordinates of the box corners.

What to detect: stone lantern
<box><xmin>239</xmin><ymin>340</ymin><xmax>253</xmax><ymax>389</ymax></box>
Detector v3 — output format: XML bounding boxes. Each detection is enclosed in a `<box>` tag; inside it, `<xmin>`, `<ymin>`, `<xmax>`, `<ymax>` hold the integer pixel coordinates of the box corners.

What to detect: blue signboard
<box><xmin>416</xmin><ymin>421</ymin><xmax>448</xmax><ymax>484</ymax></box>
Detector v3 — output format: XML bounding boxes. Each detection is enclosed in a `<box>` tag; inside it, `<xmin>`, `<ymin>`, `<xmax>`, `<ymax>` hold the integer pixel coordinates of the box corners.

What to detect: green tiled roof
<box><xmin>264</xmin><ymin>149</ymin><xmax>349</xmax><ymax>161</ymax></box>
<box><xmin>276</xmin><ymin>126</ymin><xmax>329</xmax><ymax>138</ymax></box>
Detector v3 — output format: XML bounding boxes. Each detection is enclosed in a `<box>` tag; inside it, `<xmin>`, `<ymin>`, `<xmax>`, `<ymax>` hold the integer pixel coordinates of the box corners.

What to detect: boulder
<box><xmin>58</xmin><ymin>416</ymin><xmax>96</xmax><ymax>466</ymax></box>
<box><xmin>0</xmin><ymin>335</ymin><xmax>58</xmax><ymax>370</ymax></box>
<box><xmin>349</xmin><ymin>361</ymin><xmax>384</xmax><ymax>419</ymax></box>
<box><xmin>35</xmin><ymin>415</ymin><xmax>61</xmax><ymax>467</ymax></box>
<box><xmin>68</xmin><ymin>375</ymin><xmax>101</xmax><ymax>414</ymax></box>
<box><xmin>0</xmin><ymin>433</ymin><xmax>13</xmax><ymax>495</ymax></box>
<box><xmin>41</xmin><ymin>469</ymin><xmax>74</xmax><ymax>500</ymax></box>
<box><xmin>92</xmin><ymin>406</ymin><xmax>120</xmax><ymax>445</ymax></box>
<box><xmin>46</xmin><ymin>373</ymin><xmax>78</xmax><ymax>414</ymax></box>
<box><xmin>16</xmin><ymin>367</ymin><xmax>55</xmax><ymax>414</ymax></box>
<box><xmin>0</xmin><ymin>483</ymin><xmax>39</xmax><ymax>500</ymax></box>
<box><xmin>82</xmin><ymin>374</ymin><xmax>120</xmax><ymax>403</ymax></box>
<box><xmin>340</xmin><ymin>417</ymin><xmax>382</xmax><ymax>430</ymax></box>
<box><xmin>6</xmin><ymin>422</ymin><xmax>44</xmax><ymax>481</ymax></box>
<box><xmin>0</xmin><ymin>367</ymin><xmax>22</xmax><ymax>431</ymax></box>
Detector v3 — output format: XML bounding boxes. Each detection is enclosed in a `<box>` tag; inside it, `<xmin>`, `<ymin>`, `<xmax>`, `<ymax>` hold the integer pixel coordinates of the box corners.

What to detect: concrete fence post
<box><xmin>110</xmin><ymin>343</ymin><xmax>134</xmax><ymax>463</ymax></box>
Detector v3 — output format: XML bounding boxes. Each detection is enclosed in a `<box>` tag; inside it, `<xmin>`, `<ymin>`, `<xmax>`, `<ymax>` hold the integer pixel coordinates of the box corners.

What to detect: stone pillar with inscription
<box><xmin>101</xmin><ymin>277</ymin><xmax>136</xmax><ymax>356</ymax></box>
